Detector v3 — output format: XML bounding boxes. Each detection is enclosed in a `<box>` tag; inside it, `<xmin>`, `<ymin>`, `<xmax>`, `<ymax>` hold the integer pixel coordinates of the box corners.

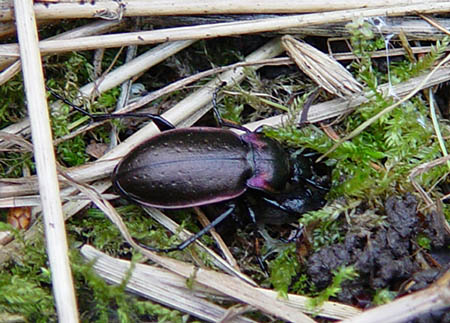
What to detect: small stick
<box><xmin>13</xmin><ymin>0</ymin><xmax>79</xmax><ymax>321</ymax></box>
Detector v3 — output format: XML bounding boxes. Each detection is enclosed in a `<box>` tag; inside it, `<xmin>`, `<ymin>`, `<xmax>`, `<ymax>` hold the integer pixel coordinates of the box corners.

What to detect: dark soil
<box><xmin>306</xmin><ymin>194</ymin><xmax>450</xmax><ymax>319</ymax></box>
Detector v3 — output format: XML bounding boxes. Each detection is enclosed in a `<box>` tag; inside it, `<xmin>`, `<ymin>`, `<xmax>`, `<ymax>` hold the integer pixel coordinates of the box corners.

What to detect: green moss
<box><xmin>308</xmin><ymin>266</ymin><xmax>358</xmax><ymax>310</ymax></box>
<box><xmin>372</xmin><ymin>288</ymin><xmax>397</xmax><ymax>305</ymax></box>
<box><xmin>262</xmin><ymin>24</ymin><xmax>450</xmax><ymax>303</ymax></box>
<box><xmin>267</xmin><ymin>244</ymin><xmax>299</xmax><ymax>297</ymax></box>
<box><xmin>0</xmin><ymin>223</ymin><xmax>56</xmax><ymax>321</ymax></box>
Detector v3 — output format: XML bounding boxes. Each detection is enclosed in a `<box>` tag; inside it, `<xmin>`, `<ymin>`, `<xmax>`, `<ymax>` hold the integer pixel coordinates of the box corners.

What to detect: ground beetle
<box><xmin>50</xmin><ymin>89</ymin><xmax>329</xmax><ymax>253</ymax></box>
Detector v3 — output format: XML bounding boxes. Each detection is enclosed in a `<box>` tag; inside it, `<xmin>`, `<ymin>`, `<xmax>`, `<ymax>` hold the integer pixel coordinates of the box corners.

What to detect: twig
<box><xmin>13</xmin><ymin>0</ymin><xmax>78</xmax><ymax>321</ymax></box>
<box><xmin>419</xmin><ymin>14</ymin><xmax>450</xmax><ymax>36</ymax></box>
<box><xmin>79</xmin><ymin>249</ymin><xmax>256</xmax><ymax>323</ymax></box>
<box><xmin>0</xmin><ymin>40</ymin><xmax>195</xmax><ymax>147</ymax></box>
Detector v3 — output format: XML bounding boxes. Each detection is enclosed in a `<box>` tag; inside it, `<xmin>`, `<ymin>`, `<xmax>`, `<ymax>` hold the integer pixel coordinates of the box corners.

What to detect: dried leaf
<box><xmin>282</xmin><ymin>35</ymin><xmax>362</xmax><ymax>98</ymax></box>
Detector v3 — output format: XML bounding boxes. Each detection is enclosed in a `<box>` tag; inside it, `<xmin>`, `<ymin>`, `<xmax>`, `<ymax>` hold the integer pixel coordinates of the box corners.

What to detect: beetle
<box><xmin>112</xmin><ymin>127</ymin><xmax>291</xmax><ymax>209</ymax></box>
<box><xmin>112</xmin><ymin>119</ymin><xmax>329</xmax><ymax>252</ymax></box>
<box><xmin>48</xmin><ymin>88</ymin><xmax>329</xmax><ymax>253</ymax></box>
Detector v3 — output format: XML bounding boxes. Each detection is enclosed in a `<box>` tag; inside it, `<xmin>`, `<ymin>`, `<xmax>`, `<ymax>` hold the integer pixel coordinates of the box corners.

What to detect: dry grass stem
<box><xmin>79</xmin><ymin>40</ymin><xmax>195</xmax><ymax>99</ymax></box>
<box><xmin>419</xmin><ymin>14</ymin><xmax>450</xmax><ymax>36</ymax></box>
<box><xmin>244</xmin><ymin>65</ymin><xmax>450</xmax><ymax>131</ymax></box>
<box><xmin>0</xmin><ymin>19</ymin><xmax>123</xmax><ymax>76</ymax></box>
<box><xmin>143</xmin><ymin>16</ymin><xmax>450</xmax><ymax>41</ymax></box>
<box><xmin>142</xmin><ymin>207</ymin><xmax>255</xmax><ymax>285</ymax></box>
<box><xmin>81</xmin><ymin>244</ymin><xmax>362</xmax><ymax>321</ymax></box>
<box><xmin>320</xmin><ymin>53</ymin><xmax>450</xmax><ymax>160</ymax></box>
<box><xmin>80</xmin><ymin>244</ymin><xmax>258</xmax><ymax>323</ymax></box>
<box><xmin>1</xmin><ymin>3</ymin><xmax>450</xmax><ymax>57</ymax></box>
<box><xmin>410</xmin><ymin>155</ymin><xmax>450</xmax><ymax>208</ymax></box>
<box><xmin>13</xmin><ymin>0</ymin><xmax>78</xmax><ymax>321</ymax></box>
<box><xmin>194</xmin><ymin>207</ymin><xmax>240</xmax><ymax>270</ymax></box>
<box><xmin>0</xmin><ymin>40</ymin><xmax>195</xmax><ymax>149</ymax></box>
<box><xmin>340</xmin><ymin>270</ymin><xmax>450</xmax><ymax>323</ymax></box>
<box><xmin>0</xmin><ymin>180</ymin><xmax>111</xmax><ymax>265</ymax></box>
<box><xmin>0</xmin><ymin>0</ymin><xmax>443</xmax><ymax>21</ymax></box>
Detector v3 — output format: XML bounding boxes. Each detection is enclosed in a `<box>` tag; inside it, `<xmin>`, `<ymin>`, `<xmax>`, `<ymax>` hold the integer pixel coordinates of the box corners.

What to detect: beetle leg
<box><xmin>138</xmin><ymin>204</ymin><xmax>236</xmax><ymax>253</ymax></box>
<box><xmin>279</xmin><ymin>225</ymin><xmax>304</xmax><ymax>243</ymax></box>
<box><xmin>246</xmin><ymin>201</ymin><xmax>272</xmax><ymax>275</ymax></box>
<box><xmin>212</xmin><ymin>85</ymin><xmax>250</xmax><ymax>133</ymax></box>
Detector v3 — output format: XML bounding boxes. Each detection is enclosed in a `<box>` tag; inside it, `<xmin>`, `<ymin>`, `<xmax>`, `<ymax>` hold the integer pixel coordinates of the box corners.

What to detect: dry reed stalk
<box><xmin>79</xmin><ymin>40</ymin><xmax>195</xmax><ymax>98</ymax></box>
<box><xmin>81</xmin><ymin>244</ymin><xmax>362</xmax><ymax>321</ymax></box>
<box><xmin>80</xmin><ymin>246</ymin><xmax>256</xmax><ymax>323</ymax></box>
<box><xmin>331</xmin><ymin>46</ymin><xmax>440</xmax><ymax>61</ymax></box>
<box><xmin>0</xmin><ymin>0</ymin><xmax>444</xmax><ymax>21</ymax></box>
<box><xmin>340</xmin><ymin>270</ymin><xmax>450</xmax><ymax>323</ymax></box>
<box><xmin>144</xmin><ymin>16</ymin><xmax>450</xmax><ymax>40</ymax></box>
<box><xmin>1</xmin><ymin>2</ymin><xmax>450</xmax><ymax>57</ymax></box>
<box><xmin>0</xmin><ymin>179</ymin><xmax>111</xmax><ymax>265</ymax></box>
<box><xmin>0</xmin><ymin>19</ymin><xmax>123</xmax><ymax>82</ymax></box>
<box><xmin>194</xmin><ymin>207</ymin><xmax>239</xmax><ymax>270</ymax></box>
<box><xmin>13</xmin><ymin>0</ymin><xmax>78</xmax><ymax>321</ymax></box>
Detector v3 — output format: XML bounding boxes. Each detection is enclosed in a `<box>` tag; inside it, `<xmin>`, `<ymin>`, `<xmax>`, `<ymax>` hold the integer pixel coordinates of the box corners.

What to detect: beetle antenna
<box><xmin>138</xmin><ymin>204</ymin><xmax>235</xmax><ymax>253</ymax></box>
<box><xmin>47</xmin><ymin>88</ymin><xmax>96</xmax><ymax>118</ymax></box>
<box><xmin>47</xmin><ymin>88</ymin><xmax>175</xmax><ymax>131</ymax></box>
